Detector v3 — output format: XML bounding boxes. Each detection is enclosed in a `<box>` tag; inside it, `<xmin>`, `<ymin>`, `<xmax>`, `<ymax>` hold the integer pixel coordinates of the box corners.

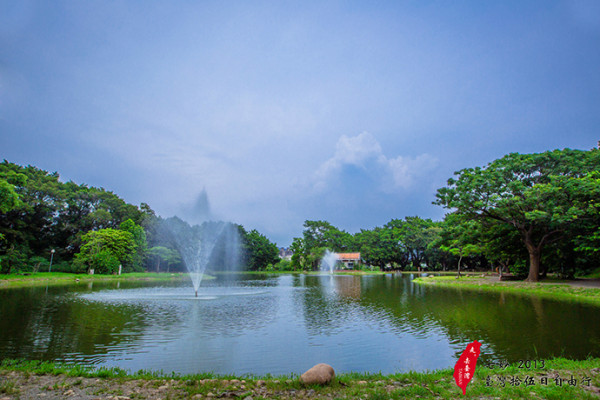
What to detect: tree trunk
<box><xmin>526</xmin><ymin>244</ymin><xmax>541</xmax><ymax>282</ymax></box>
<box><xmin>457</xmin><ymin>253</ymin><xmax>463</xmax><ymax>278</ymax></box>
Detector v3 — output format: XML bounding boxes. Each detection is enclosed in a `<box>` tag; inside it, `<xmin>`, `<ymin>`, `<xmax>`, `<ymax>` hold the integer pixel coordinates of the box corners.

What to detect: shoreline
<box><xmin>413</xmin><ymin>274</ymin><xmax>600</xmax><ymax>307</ymax></box>
<box><xmin>1</xmin><ymin>358</ymin><xmax>598</xmax><ymax>399</ymax></box>
<box><xmin>0</xmin><ymin>272</ymin><xmax>192</xmax><ymax>288</ymax></box>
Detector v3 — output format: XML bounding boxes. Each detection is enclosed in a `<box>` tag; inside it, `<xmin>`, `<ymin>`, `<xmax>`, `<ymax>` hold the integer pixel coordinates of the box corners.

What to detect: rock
<box><xmin>158</xmin><ymin>385</ymin><xmax>169</xmax><ymax>391</ymax></box>
<box><xmin>63</xmin><ymin>390</ymin><xmax>75</xmax><ymax>396</ymax></box>
<box><xmin>357</xmin><ymin>380</ymin><xmax>367</xmax><ymax>385</ymax></box>
<box><xmin>256</xmin><ymin>380</ymin><xmax>266</xmax><ymax>387</ymax></box>
<box><xmin>300</xmin><ymin>363</ymin><xmax>335</xmax><ymax>385</ymax></box>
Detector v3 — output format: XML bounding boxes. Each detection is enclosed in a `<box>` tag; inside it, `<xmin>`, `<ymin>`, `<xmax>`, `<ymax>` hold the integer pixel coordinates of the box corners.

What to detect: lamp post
<box><xmin>49</xmin><ymin>249</ymin><xmax>55</xmax><ymax>273</ymax></box>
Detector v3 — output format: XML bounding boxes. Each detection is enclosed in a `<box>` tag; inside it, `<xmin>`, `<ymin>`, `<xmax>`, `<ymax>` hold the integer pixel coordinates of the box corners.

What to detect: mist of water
<box><xmin>162</xmin><ymin>217</ymin><xmax>241</xmax><ymax>296</ymax></box>
<box><xmin>320</xmin><ymin>249</ymin><xmax>338</xmax><ymax>274</ymax></box>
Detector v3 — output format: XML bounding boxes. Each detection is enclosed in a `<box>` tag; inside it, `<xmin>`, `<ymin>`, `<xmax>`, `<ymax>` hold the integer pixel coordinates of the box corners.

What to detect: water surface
<box><xmin>0</xmin><ymin>274</ymin><xmax>597</xmax><ymax>375</ymax></box>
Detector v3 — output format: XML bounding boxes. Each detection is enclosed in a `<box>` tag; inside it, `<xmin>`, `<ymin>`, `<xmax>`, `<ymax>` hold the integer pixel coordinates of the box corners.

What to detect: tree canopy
<box><xmin>435</xmin><ymin>148</ymin><xmax>600</xmax><ymax>281</ymax></box>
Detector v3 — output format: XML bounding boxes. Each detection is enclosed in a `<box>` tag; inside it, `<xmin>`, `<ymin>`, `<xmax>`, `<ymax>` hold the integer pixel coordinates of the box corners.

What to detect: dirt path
<box><xmin>1</xmin><ymin>372</ymin><xmax>315</xmax><ymax>400</ymax></box>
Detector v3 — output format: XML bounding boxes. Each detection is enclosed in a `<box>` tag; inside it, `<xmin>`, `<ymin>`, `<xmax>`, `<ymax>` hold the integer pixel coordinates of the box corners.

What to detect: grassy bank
<box><xmin>413</xmin><ymin>275</ymin><xmax>600</xmax><ymax>307</ymax></box>
<box><xmin>220</xmin><ymin>270</ymin><xmax>391</xmax><ymax>276</ymax></box>
<box><xmin>0</xmin><ymin>271</ymin><xmax>193</xmax><ymax>288</ymax></box>
<box><xmin>0</xmin><ymin>358</ymin><xmax>598</xmax><ymax>399</ymax></box>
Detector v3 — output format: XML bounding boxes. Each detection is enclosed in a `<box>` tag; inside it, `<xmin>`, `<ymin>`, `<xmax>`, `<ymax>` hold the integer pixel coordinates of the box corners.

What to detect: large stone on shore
<box><xmin>300</xmin><ymin>363</ymin><xmax>335</xmax><ymax>385</ymax></box>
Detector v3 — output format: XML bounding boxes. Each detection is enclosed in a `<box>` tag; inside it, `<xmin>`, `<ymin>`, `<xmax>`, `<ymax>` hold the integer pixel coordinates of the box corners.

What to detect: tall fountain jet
<box><xmin>320</xmin><ymin>249</ymin><xmax>338</xmax><ymax>274</ymax></box>
<box><xmin>163</xmin><ymin>217</ymin><xmax>241</xmax><ymax>297</ymax></box>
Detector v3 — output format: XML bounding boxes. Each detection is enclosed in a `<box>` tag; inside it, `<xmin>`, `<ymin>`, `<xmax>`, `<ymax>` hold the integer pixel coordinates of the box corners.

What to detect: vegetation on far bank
<box><xmin>2</xmin><ymin>147</ymin><xmax>600</xmax><ymax>283</ymax></box>
<box><xmin>0</xmin><ymin>271</ymin><xmax>197</xmax><ymax>288</ymax></box>
<box><xmin>414</xmin><ymin>275</ymin><xmax>600</xmax><ymax>307</ymax></box>
<box><xmin>0</xmin><ymin>358</ymin><xmax>598</xmax><ymax>399</ymax></box>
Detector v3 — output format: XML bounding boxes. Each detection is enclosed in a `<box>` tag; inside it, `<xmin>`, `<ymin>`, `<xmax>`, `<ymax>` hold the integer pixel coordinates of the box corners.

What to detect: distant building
<box><xmin>336</xmin><ymin>252</ymin><xmax>361</xmax><ymax>269</ymax></box>
<box><xmin>279</xmin><ymin>247</ymin><xmax>293</xmax><ymax>260</ymax></box>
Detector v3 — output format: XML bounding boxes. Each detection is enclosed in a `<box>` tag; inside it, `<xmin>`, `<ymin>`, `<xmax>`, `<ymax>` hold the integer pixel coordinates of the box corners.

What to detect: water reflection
<box><xmin>0</xmin><ymin>274</ymin><xmax>598</xmax><ymax>375</ymax></box>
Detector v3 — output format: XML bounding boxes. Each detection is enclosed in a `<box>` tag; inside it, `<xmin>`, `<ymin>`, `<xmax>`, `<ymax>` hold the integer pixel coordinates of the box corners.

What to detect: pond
<box><xmin>0</xmin><ymin>273</ymin><xmax>598</xmax><ymax>375</ymax></box>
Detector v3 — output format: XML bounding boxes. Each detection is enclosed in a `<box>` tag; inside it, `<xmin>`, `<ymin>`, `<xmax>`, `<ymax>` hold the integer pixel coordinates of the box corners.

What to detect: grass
<box><xmin>0</xmin><ymin>271</ymin><xmax>200</xmax><ymax>288</ymax></box>
<box><xmin>232</xmin><ymin>270</ymin><xmax>391</xmax><ymax>276</ymax></box>
<box><xmin>581</xmin><ymin>267</ymin><xmax>600</xmax><ymax>279</ymax></box>
<box><xmin>413</xmin><ymin>275</ymin><xmax>600</xmax><ymax>307</ymax></box>
<box><xmin>0</xmin><ymin>358</ymin><xmax>598</xmax><ymax>399</ymax></box>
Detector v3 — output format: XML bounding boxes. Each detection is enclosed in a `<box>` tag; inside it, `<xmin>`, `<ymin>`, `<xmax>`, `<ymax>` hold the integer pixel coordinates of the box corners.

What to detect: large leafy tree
<box><xmin>242</xmin><ymin>229</ymin><xmax>280</xmax><ymax>271</ymax></box>
<box><xmin>435</xmin><ymin>148</ymin><xmax>600</xmax><ymax>281</ymax></box>
<box><xmin>289</xmin><ymin>220</ymin><xmax>355</xmax><ymax>270</ymax></box>
<box><xmin>354</xmin><ymin>227</ymin><xmax>396</xmax><ymax>269</ymax></box>
<box><xmin>0</xmin><ymin>179</ymin><xmax>20</xmax><ymax>214</ymax></box>
<box><xmin>119</xmin><ymin>219</ymin><xmax>148</xmax><ymax>272</ymax></box>
<box><xmin>0</xmin><ymin>161</ymin><xmax>148</xmax><ymax>271</ymax></box>
<box><xmin>147</xmin><ymin>246</ymin><xmax>181</xmax><ymax>272</ymax></box>
<box><xmin>74</xmin><ymin>228</ymin><xmax>138</xmax><ymax>274</ymax></box>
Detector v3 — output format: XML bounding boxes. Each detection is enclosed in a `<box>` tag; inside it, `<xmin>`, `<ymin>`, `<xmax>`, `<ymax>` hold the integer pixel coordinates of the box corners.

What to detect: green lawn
<box><xmin>414</xmin><ymin>275</ymin><xmax>600</xmax><ymax>307</ymax></box>
<box><xmin>0</xmin><ymin>271</ymin><xmax>191</xmax><ymax>288</ymax></box>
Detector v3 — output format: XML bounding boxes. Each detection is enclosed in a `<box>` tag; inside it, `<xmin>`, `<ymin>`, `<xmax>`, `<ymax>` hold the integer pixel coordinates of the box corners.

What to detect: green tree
<box><xmin>119</xmin><ymin>219</ymin><xmax>147</xmax><ymax>272</ymax></box>
<box><xmin>147</xmin><ymin>246</ymin><xmax>181</xmax><ymax>272</ymax></box>
<box><xmin>74</xmin><ymin>228</ymin><xmax>137</xmax><ymax>274</ymax></box>
<box><xmin>435</xmin><ymin>148</ymin><xmax>600</xmax><ymax>281</ymax></box>
<box><xmin>354</xmin><ymin>227</ymin><xmax>399</xmax><ymax>269</ymax></box>
<box><xmin>243</xmin><ymin>229</ymin><xmax>280</xmax><ymax>271</ymax></box>
<box><xmin>0</xmin><ymin>179</ymin><xmax>20</xmax><ymax>214</ymax></box>
<box><xmin>437</xmin><ymin>215</ymin><xmax>483</xmax><ymax>277</ymax></box>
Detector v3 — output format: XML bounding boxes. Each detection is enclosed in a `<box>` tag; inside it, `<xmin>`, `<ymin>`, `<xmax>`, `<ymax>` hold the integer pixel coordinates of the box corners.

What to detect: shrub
<box><xmin>508</xmin><ymin>259</ymin><xmax>528</xmax><ymax>278</ymax></box>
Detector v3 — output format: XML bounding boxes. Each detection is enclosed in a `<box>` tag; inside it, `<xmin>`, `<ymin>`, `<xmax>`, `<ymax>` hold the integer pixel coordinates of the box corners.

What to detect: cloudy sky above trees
<box><xmin>2</xmin><ymin>1</ymin><xmax>599</xmax><ymax>245</ymax></box>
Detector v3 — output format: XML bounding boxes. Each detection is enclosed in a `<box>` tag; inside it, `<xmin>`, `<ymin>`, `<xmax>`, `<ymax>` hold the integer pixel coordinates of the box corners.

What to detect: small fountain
<box><xmin>163</xmin><ymin>217</ymin><xmax>241</xmax><ymax>297</ymax></box>
<box><xmin>320</xmin><ymin>250</ymin><xmax>338</xmax><ymax>274</ymax></box>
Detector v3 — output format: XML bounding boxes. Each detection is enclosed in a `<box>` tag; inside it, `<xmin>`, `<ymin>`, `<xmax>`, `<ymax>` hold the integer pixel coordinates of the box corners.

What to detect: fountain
<box><xmin>162</xmin><ymin>217</ymin><xmax>241</xmax><ymax>297</ymax></box>
<box><xmin>320</xmin><ymin>249</ymin><xmax>338</xmax><ymax>274</ymax></box>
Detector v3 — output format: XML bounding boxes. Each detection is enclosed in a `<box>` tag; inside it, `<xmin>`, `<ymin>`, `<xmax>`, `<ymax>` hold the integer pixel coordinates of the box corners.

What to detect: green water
<box><xmin>0</xmin><ymin>273</ymin><xmax>597</xmax><ymax>375</ymax></box>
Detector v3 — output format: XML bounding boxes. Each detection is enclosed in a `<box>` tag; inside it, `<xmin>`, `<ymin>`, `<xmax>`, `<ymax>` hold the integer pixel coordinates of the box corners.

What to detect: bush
<box><xmin>91</xmin><ymin>251</ymin><xmax>120</xmax><ymax>274</ymax></box>
<box><xmin>26</xmin><ymin>256</ymin><xmax>48</xmax><ymax>273</ymax></box>
<box><xmin>508</xmin><ymin>259</ymin><xmax>528</xmax><ymax>278</ymax></box>
<box><xmin>274</xmin><ymin>259</ymin><xmax>292</xmax><ymax>271</ymax></box>
<box><xmin>51</xmin><ymin>260</ymin><xmax>75</xmax><ymax>273</ymax></box>
<box><xmin>73</xmin><ymin>250</ymin><xmax>120</xmax><ymax>274</ymax></box>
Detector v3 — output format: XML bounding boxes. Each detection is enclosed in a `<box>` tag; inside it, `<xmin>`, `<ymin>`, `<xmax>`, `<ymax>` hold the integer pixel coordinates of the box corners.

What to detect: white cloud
<box><xmin>314</xmin><ymin>132</ymin><xmax>438</xmax><ymax>192</ymax></box>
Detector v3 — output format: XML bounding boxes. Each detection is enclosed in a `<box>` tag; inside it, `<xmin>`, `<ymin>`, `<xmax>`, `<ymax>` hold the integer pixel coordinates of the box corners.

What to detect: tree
<box><xmin>435</xmin><ymin>148</ymin><xmax>600</xmax><ymax>281</ymax></box>
<box><xmin>119</xmin><ymin>219</ymin><xmax>147</xmax><ymax>272</ymax></box>
<box><xmin>0</xmin><ymin>161</ymin><xmax>149</xmax><ymax>271</ymax></box>
<box><xmin>437</xmin><ymin>215</ymin><xmax>483</xmax><ymax>277</ymax></box>
<box><xmin>148</xmin><ymin>246</ymin><xmax>181</xmax><ymax>272</ymax></box>
<box><xmin>243</xmin><ymin>229</ymin><xmax>279</xmax><ymax>271</ymax></box>
<box><xmin>355</xmin><ymin>227</ymin><xmax>399</xmax><ymax>269</ymax></box>
<box><xmin>0</xmin><ymin>179</ymin><xmax>20</xmax><ymax>214</ymax></box>
<box><xmin>74</xmin><ymin>228</ymin><xmax>137</xmax><ymax>274</ymax></box>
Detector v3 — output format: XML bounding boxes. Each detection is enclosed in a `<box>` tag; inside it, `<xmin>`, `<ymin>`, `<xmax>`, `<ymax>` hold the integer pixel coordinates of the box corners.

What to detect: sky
<box><xmin>1</xmin><ymin>0</ymin><xmax>599</xmax><ymax>246</ymax></box>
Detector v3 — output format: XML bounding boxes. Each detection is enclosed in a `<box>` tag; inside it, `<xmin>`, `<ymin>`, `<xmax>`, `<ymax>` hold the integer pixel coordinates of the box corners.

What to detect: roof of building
<box><xmin>336</xmin><ymin>252</ymin><xmax>361</xmax><ymax>260</ymax></box>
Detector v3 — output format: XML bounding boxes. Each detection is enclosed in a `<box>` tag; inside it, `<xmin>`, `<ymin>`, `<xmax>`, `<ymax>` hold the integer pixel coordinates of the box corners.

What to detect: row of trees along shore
<box><xmin>0</xmin><ymin>160</ymin><xmax>280</xmax><ymax>275</ymax></box>
<box><xmin>1</xmin><ymin>146</ymin><xmax>599</xmax><ymax>281</ymax></box>
<box><xmin>291</xmin><ymin>148</ymin><xmax>600</xmax><ymax>281</ymax></box>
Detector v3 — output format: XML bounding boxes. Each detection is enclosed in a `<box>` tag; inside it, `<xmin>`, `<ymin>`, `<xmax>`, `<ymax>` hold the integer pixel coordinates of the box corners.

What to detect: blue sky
<box><xmin>1</xmin><ymin>1</ymin><xmax>599</xmax><ymax>246</ymax></box>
